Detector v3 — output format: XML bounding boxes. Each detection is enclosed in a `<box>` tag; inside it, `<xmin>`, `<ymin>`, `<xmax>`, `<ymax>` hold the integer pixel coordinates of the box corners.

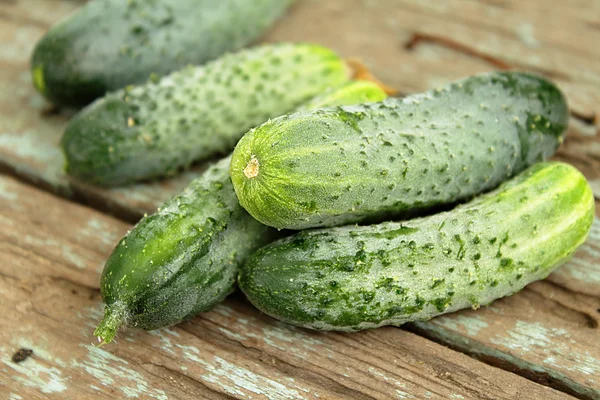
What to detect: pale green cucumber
<box><xmin>62</xmin><ymin>43</ymin><xmax>350</xmax><ymax>186</ymax></box>
<box><xmin>230</xmin><ymin>71</ymin><xmax>569</xmax><ymax>230</ymax></box>
<box><xmin>239</xmin><ymin>162</ymin><xmax>594</xmax><ymax>331</ymax></box>
<box><xmin>297</xmin><ymin>80</ymin><xmax>387</xmax><ymax>111</ymax></box>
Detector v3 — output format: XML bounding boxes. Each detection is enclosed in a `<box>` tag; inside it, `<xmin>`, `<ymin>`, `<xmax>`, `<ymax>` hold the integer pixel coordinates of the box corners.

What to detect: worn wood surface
<box><xmin>1</xmin><ymin>174</ymin><xmax>577</xmax><ymax>400</ymax></box>
<box><xmin>1</xmin><ymin>0</ymin><xmax>600</xmax><ymax>399</ymax></box>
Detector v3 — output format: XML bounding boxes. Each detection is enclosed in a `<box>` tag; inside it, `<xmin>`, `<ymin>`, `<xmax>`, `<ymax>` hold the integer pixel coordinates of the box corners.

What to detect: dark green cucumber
<box><xmin>230</xmin><ymin>72</ymin><xmax>569</xmax><ymax>230</ymax></box>
<box><xmin>93</xmin><ymin>82</ymin><xmax>384</xmax><ymax>344</ymax></box>
<box><xmin>31</xmin><ymin>0</ymin><xmax>294</xmax><ymax>106</ymax></box>
<box><xmin>239</xmin><ymin>162</ymin><xmax>594</xmax><ymax>331</ymax></box>
<box><xmin>94</xmin><ymin>156</ymin><xmax>276</xmax><ymax>344</ymax></box>
<box><xmin>62</xmin><ymin>43</ymin><xmax>350</xmax><ymax>186</ymax></box>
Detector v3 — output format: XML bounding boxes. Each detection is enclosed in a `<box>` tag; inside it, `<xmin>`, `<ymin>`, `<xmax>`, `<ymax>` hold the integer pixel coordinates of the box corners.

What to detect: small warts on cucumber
<box><xmin>229</xmin><ymin>71</ymin><xmax>569</xmax><ymax>230</ymax></box>
<box><xmin>93</xmin><ymin>79</ymin><xmax>387</xmax><ymax>345</ymax></box>
<box><xmin>238</xmin><ymin>162</ymin><xmax>594</xmax><ymax>331</ymax></box>
<box><xmin>30</xmin><ymin>0</ymin><xmax>296</xmax><ymax>106</ymax></box>
<box><xmin>61</xmin><ymin>43</ymin><xmax>351</xmax><ymax>185</ymax></box>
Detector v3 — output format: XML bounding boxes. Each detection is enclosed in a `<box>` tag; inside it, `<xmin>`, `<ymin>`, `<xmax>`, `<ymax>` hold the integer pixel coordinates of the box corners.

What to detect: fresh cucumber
<box><xmin>93</xmin><ymin>81</ymin><xmax>384</xmax><ymax>344</ymax></box>
<box><xmin>31</xmin><ymin>0</ymin><xmax>295</xmax><ymax>106</ymax></box>
<box><xmin>239</xmin><ymin>162</ymin><xmax>594</xmax><ymax>331</ymax></box>
<box><xmin>61</xmin><ymin>43</ymin><xmax>350</xmax><ymax>186</ymax></box>
<box><xmin>94</xmin><ymin>156</ymin><xmax>276</xmax><ymax>344</ymax></box>
<box><xmin>297</xmin><ymin>80</ymin><xmax>388</xmax><ymax>111</ymax></box>
<box><xmin>230</xmin><ymin>72</ymin><xmax>569</xmax><ymax>230</ymax></box>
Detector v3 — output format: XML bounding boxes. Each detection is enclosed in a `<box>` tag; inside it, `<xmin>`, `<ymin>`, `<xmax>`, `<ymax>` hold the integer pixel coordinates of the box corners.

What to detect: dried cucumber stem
<box><xmin>346</xmin><ymin>58</ymin><xmax>398</xmax><ymax>96</ymax></box>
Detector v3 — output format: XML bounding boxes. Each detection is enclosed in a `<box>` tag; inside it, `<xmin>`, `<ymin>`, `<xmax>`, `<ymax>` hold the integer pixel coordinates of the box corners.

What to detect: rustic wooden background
<box><xmin>1</xmin><ymin>0</ymin><xmax>599</xmax><ymax>399</ymax></box>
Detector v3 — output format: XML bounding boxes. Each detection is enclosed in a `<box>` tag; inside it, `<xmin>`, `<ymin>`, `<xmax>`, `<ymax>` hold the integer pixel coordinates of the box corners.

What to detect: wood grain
<box><xmin>0</xmin><ymin>174</ymin><xmax>575</xmax><ymax>400</ymax></box>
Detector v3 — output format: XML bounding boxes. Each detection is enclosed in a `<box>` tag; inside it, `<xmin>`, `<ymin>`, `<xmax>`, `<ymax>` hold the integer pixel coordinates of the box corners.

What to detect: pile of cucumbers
<box><xmin>33</xmin><ymin>0</ymin><xmax>594</xmax><ymax>344</ymax></box>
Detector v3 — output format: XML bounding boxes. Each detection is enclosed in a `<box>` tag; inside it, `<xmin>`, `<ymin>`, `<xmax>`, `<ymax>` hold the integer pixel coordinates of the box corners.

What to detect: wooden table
<box><xmin>1</xmin><ymin>1</ymin><xmax>599</xmax><ymax>398</ymax></box>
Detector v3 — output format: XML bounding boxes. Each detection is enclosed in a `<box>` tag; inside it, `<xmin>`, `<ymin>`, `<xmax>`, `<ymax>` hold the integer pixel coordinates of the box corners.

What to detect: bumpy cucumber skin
<box><xmin>97</xmin><ymin>157</ymin><xmax>277</xmax><ymax>335</ymax></box>
<box><xmin>94</xmin><ymin>82</ymin><xmax>384</xmax><ymax>343</ymax></box>
<box><xmin>31</xmin><ymin>0</ymin><xmax>295</xmax><ymax>106</ymax></box>
<box><xmin>61</xmin><ymin>43</ymin><xmax>348</xmax><ymax>186</ymax></box>
<box><xmin>239</xmin><ymin>162</ymin><xmax>594</xmax><ymax>331</ymax></box>
<box><xmin>230</xmin><ymin>72</ymin><xmax>569</xmax><ymax>230</ymax></box>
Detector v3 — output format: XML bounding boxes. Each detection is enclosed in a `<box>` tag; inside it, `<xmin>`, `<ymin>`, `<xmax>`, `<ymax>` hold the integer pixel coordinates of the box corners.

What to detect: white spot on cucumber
<box><xmin>244</xmin><ymin>155</ymin><xmax>260</xmax><ymax>179</ymax></box>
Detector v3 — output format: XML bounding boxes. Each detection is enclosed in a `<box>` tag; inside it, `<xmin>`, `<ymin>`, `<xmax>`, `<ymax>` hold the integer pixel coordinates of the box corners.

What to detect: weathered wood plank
<box><xmin>264</xmin><ymin>0</ymin><xmax>600</xmax><ymax>119</ymax></box>
<box><xmin>1</xmin><ymin>175</ymin><xmax>575</xmax><ymax>399</ymax></box>
<box><xmin>1</xmin><ymin>0</ymin><xmax>598</xmax><ymax>221</ymax></box>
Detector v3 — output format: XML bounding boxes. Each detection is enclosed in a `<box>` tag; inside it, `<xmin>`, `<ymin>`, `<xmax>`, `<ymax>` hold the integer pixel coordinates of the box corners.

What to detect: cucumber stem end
<box><xmin>93</xmin><ymin>301</ymin><xmax>127</xmax><ymax>346</ymax></box>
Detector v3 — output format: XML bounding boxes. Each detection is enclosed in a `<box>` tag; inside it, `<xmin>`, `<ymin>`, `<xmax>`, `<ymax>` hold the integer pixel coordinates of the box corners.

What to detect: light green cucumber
<box><xmin>94</xmin><ymin>82</ymin><xmax>384</xmax><ymax>344</ymax></box>
<box><xmin>62</xmin><ymin>43</ymin><xmax>350</xmax><ymax>186</ymax></box>
<box><xmin>297</xmin><ymin>80</ymin><xmax>387</xmax><ymax>111</ymax></box>
<box><xmin>230</xmin><ymin>71</ymin><xmax>569</xmax><ymax>230</ymax></box>
<box><xmin>239</xmin><ymin>162</ymin><xmax>594</xmax><ymax>331</ymax></box>
<box><xmin>31</xmin><ymin>0</ymin><xmax>295</xmax><ymax>106</ymax></box>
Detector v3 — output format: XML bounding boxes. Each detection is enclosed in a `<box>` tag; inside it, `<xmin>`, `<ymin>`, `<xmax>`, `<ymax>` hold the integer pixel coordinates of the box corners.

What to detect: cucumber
<box><xmin>94</xmin><ymin>156</ymin><xmax>276</xmax><ymax>344</ymax></box>
<box><xmin>239</xmin><ymin>162</ymin><xmax>594</xmax><ymax>331</ymax></box>
<box><xmin>93</xmin><ymin>81</ymin><xmax>384</xmax><ymax>344</ymax></box>
<box><xmin>230</xmin><ymin>72</ymin><xmax>569</xmax><ymax>230</ymax></box>
<box><xmin>61</xmin><ymin>43</ymin><xmax>350</xmax><ymax>186</ymax></box>
<box><xmin>297</xmin><ymin>80</ymin><xmax>388</xmax><ymax>111</ymax></box>
<box><xmin>31</xmin><ymin>0</ymin><xmax>295</xmax><ymax>106</ymax></box>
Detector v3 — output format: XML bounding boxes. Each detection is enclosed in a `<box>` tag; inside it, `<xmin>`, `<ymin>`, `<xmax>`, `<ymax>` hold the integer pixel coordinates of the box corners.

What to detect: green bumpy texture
<box><xmin>95</xmin><ymin>157</ymin><xmax>278</xmax><ymax>343</ymax></box>
<box><xmin>62</xmin><ymin>43</ymin><xmax>349</xmax><ymax>186</ymax></box>
<box><xmin>230</xmin><ymin>72</ymin><xmax>569</xmax><ymax>230</ymax></box>
<box><xmin>31</xmin><ymin>0</ymin><xmax>295</xmax><ymax>106</ymax></box>
<box><xmin>94</xmin><ymin>82</ymin><xmax>383</xmax><ymax>344</ymax></box>
<box><xmin>239</xmin><ymin>162</ymin><xmax>594</xmax><ymax>331</ymax></box>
